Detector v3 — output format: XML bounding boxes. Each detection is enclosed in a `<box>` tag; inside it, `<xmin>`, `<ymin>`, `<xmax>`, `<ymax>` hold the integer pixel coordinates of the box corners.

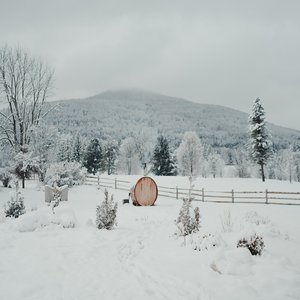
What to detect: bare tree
<box><xmin>0</xmin><ymin>46</ymin><xmax>54</xmax><ymax>151</ymax></box>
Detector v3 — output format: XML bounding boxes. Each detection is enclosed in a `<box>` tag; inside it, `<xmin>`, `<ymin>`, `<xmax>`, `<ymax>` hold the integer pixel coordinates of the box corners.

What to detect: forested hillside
<box><xmin>45</xmin><ymin>89</ymin><xmax>300</xmax><ymax>151</ymax></box>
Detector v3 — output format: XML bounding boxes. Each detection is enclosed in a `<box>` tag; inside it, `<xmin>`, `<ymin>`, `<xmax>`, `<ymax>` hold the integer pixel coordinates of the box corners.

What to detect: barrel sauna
<box><xmin>132</xmin><ymin>177</ymin><xmax>158</xmax><ymax>206</ymax></box>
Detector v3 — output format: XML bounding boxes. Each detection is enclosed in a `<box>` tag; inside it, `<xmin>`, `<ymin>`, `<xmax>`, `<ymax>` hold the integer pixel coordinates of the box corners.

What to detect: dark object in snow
<box><xmin>123</xmin><ymin>199</ymin><xmax>129</xmax><ymax>204</ymax></box>
<box><xmin>237</xmin><ymin>234</ymin><xmax>265</xmax><ymax>256</ymax></box>
<box><xmin>132</xmin><ymin>177</ymin><xmax>158</xmax><ymax>206</ymax></box>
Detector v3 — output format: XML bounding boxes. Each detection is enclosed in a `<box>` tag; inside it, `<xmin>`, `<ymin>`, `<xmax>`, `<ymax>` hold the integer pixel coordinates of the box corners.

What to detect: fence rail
<box><xmin>85</xmin><ymin>175</ymin><xmax>300</xmax><ymax>206</ymax></box>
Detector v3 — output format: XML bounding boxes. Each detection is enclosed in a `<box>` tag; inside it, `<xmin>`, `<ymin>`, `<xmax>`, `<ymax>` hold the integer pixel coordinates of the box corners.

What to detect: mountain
<box><xmin>45</xmin><ymin>89</ymin><xmax>300</xmax><ymax>151</ymax></box>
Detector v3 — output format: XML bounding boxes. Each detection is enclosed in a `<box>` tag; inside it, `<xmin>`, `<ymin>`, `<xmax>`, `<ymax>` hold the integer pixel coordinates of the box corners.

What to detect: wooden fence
<box><xmin>85</xmin><ymin>175</ymin><xmax>300</xmax><ymax>206</ymax></box>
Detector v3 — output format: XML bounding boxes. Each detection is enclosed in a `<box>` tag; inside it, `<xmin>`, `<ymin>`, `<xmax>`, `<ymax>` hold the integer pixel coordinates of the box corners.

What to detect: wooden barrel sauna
<box><xmin>133</xmin><ymin>177</ymin><xmax>158</xmax><ymax>206</ymax></box>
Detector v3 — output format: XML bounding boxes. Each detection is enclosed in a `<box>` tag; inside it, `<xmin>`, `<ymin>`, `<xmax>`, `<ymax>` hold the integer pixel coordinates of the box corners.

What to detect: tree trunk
<box><xmin>260</xmin><ymin>163</ymin><xmax>265</xmax><ymax>182</ymax></box>
<box><xmin>22</xmin><ymin>173</ymin><xmax>25</xmax><ymax>189</ymax></box>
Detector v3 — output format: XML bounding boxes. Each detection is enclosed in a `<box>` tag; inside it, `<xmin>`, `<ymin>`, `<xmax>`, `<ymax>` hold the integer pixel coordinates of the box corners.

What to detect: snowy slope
<box><xmin>0</xmin><ymin>178</ymin><xmax>300</xmax><ymax>300</ymax></box>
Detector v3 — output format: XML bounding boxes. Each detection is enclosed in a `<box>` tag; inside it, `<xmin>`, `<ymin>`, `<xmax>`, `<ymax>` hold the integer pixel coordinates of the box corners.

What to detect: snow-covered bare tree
<box><xmin>57</xmin><ymin>134</ymin><xmax>73</xmax><ymax>162</ymax></box>
<box><xmin>29</xmin><ymin>124</ymin><xmax>59</xmax><ymax>182</ymax></box>
<box><xmin>103</xmin><ymin>141</ymin><xmax>118</xmax><ymax>175</ymax></box>
<box><xmin>235</xmin><ymin>149</ymin><xmax>251</xmax><ymax>178</ymax></box>
<box><xmin>208</xmin><ymin>152</ymin><xmax>224</xmax><ymax>178</ymax></box>
<box><xmin>176</xmin><ymin>131</ymin><xmax>204</xmax><ymax>177</ymax></box>
<box><xmin>0</xmin><ymin>46</ymin><xmax>53</xmax><ymax>151</ymax></box>
<box><xmin>117</xmin><ymin>137</ymin><xmax>140</xmax><ymax>175</ymax></box>
<box><xmin>152</xmin><ymin>135</ymin><xmax>176</xmax><ymax>175</ymax></box>
<box><xmin>249</xmin><ymin>98</ymin><xmax>272</xmax><ymax>182</ymax></box>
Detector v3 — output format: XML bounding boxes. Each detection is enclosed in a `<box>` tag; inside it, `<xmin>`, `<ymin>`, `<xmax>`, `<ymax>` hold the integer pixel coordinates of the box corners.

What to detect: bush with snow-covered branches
<box><xmin>4</xmin><ymin>190</ymin><xmax>26</xmax><ymax>218</ymax></box>
<box><xmin>96</xmin><ymin>189</ymin><xmax>118</xmax><ymax>230</ymax></box>
<box><xmin>175</xmin><ymin>197</ymin><xmax>201</xmax><ymax>237</ymax></box>
<box><xmin>44</xmin><ymin>162</ymin><xmax>86</xmax><ymax>187</ymax></box>
<box><xmin>237</xmin><ymin>233</ymin><xmax>265</xmax><ymax>256</ymax></box>
<box><xmin>0</xmin><ymin>167</ymin><xmax>14</xmax><ymax>187</ymax></box>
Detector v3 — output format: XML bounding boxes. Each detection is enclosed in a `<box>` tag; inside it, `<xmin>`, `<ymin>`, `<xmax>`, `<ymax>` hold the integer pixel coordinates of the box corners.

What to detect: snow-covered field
<box><xmin>0</xmin><ymin>177</ymin><xmax>300</xmax><ymax>300</ymax></box>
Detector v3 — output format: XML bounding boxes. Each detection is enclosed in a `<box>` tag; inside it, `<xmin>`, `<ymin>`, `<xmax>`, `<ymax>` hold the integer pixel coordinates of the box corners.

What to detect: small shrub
<box><xmin>0</xmin><ymin>168</ymin><xmax>13</xmax><ymax>187</ymax></box>
<box><xmin>194</xmin><ymin>233</ymin><xmax>221</xmax><ymax>251</ymax></box>
<box><xmin>220</xmin><ymin>210</ymin><xmax>233</xmax><ymax>232</ymax></box>
<box><xmin>245</xmin><ymin>211</ymin><xmax>270</xmax><ymax>226</ymax></box>
<box><xmin>4</xmin><ymin>191</ymin><xmax>26</xmax><ymax>218</ymax></box>
<box><xmin>96</xmin><ymin>189</ymin><xmax>118</xmax><ymax>230</ymax></box>
<box><xmin>175</xmin><ymin>197</ymin><xmax>201</xmax><ymax>237</ymax></box>
<box><xmin>237</xmin><ymin>234</ymin><xmax>265</xmax><ymax>256</ymax></box>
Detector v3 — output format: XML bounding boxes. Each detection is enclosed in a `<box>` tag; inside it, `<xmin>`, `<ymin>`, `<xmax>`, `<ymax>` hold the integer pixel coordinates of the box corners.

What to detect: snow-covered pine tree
<box><xmin>152</xmin><ymin>135</ymin><xmax>176</xmax><ymax>175</ymax></box>
<box><xmin>57</xmin><ymin>134</ymin><xmax>73</xmax><ymax>162</ymax></box>
<box><xmin>249</xmin><ymin>98</ymin><xmax>272</xmax><ymax>182</ymax></box>
<box><xmin>83</xmin><ymin>138</ymin><xmax>104</xmax><ymax>175</ymax></box>
<box><xmin>96</xmin><ymin>189</ymin><xmax>118</xmax><ymax>230</ymax></box>
<box><xmin>176</xmin><ymin>131</ymin><xmax>204</xmax><ymax>177</ymax></box>
<box><xmin>72</xmin><ymin>134</ymin><xmax>84</xmax><ymax>163</ymax></box>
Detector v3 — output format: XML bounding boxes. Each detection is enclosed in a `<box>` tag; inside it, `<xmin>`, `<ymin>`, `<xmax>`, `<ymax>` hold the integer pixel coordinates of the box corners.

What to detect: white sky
<box><xmin>0</xmin><ymin>0</ymin><xmax>299</xmax><ymax>129</ymax></box>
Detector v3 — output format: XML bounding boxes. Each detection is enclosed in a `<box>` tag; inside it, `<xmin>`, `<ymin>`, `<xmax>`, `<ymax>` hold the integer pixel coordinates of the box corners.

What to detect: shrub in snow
<box><xmin>0</xmin><ymin>167</ymin><xmax>13</xmax><ymax>187</ymax></box>
<box><xmin>237</xmin><ymin>233</ymin><xmax>265</xmax><ymax>256</ymax></box>
<box><xmin>220</xmin><ymin>210</ymin><xmax>234</xmax><ymax>232</ymax></box>
<box><xmin>44</xmin><ymin>162</ymin><xmax>86</xmax><ymax>187</ymax></box>
<box><xmin>15</xmin><ymin>205</ymin><xmax>77</xmax><ymax>232</ymax></box>
<box><xmin>51</xmin><ymin>186</ymin><xmax>62</xmax><ymax>214</ymax></box>
<box><xmin>194</xmin><ymin>233</ymin><xmax>221</xmax><ymax>251</ymax></box>
<box><xmin>4</xmin><ymin>191</ymin><xmax>26</xmax><ymax>218</ymax></box>
<box><xmin>175</xmin><ymin>197</ymin><xmax>201</xmax><ymax>237</ymax></box>
<box><xmin>96</xmin><ymin>189</ymin><xmax>118</xmax><ymax>230</ymax></box>
<box><xmin>245</xmin><ymin>211</ymin><xmax>270</xmax><ymax>226</ymax></box>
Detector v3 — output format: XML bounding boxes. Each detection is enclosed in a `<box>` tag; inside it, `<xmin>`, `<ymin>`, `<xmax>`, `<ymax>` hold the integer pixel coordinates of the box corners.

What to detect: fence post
<box><xmin>232</xmin><ymin>189</ymin><xmax>234</xmax><ymax>203</ymax></box>
<box><xmin>265</xmin><ymin>189</ymin><xmax>268</xmax><ymax>204</ymax></box>
<box><xmin>176</xmin><ymin>186</ymin><xmax>178</xmax><ymax>199</ymax></box>
<box><xmin>97</xmin><ymin>175</ymin><xmax>100</xmax><ymax>187</ymax></box>
<box><xmin>115</xmin><ymin>178</ymin><xmax>117</xmax><ymax>189</ymax></box>
<box><xmin>202</xmin><ymin>188</ymin><xmax>205</xmax><ymax>202</ymax></box>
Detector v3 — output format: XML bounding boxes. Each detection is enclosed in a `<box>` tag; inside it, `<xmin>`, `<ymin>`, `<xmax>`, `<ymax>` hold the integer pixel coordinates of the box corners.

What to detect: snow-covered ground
<box><xmin>0</xmin><ymin>177</ymin><xmax>300</xmax><ymax>300</ymax></box>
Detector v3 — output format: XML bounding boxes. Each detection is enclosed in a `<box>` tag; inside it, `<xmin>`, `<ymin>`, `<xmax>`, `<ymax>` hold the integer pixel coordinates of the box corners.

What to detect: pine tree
<box><xmin>57</xmin><ymin>135</ymin><xmax>73</xmax><ymax>162</ymax></box>
<box><xmin>249</xmin><ymin>98</ymin><xmax>272</xmax><ymax>182</ymax></box>
<box><xmin>96</xmin><ymin>189</ymin><xmax>118</xmax><ymax>230</ymax></box>
<box><xmin>83</xmin><ymin>138</ymin><xmax>104</xmax><ymax>175</ymax></box>
<box><xmin>152</xmin><ymin>135</ymin><xmax>176</xmax><ymax>175</ymax></box>
<box><xmin>72</xmin><ymin>134</ymin><xmax>84</xmax><ymax>163</ymax></box>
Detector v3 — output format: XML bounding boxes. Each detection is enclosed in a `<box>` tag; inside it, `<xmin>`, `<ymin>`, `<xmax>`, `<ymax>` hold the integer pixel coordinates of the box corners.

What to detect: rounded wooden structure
<box><xmin>133</xmin><ymin>177</ymin><xmax>158</xmax><ymax>206</ymax></box>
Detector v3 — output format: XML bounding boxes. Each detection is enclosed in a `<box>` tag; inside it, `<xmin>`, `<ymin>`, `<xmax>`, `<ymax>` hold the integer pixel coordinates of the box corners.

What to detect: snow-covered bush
<box><xmin>220</xmin><ymin>210</ymin><xmax>234</xmax><ymax>232</ymax></box>
<box><xmin>96</xmin><ymin>189</ymin><xmax>118</xmax><ymax>230</ymax></box>
<box><xmin>4</xmin><ymin>191</ymin><xmax>26</xmax><ymax>218</ymax></box>
<box><xmin>245</xmin><ymin>211</ymin><xmax>270</xmax><ymax>226</ymax></box>
<box><xmin>175</xmin><ymin>197</ymin><xmax>200</xmax><ymax>237</ymax></box>
<box><xmin>15</xmin><ymin>205</ymin><xmax>77</xmax><ymax>232</ymax></box>
<box><xmin>0</xmin><ymin>167</ymin><xmax>13</xmax><ymax>187</ymax></box>
<box><xmin>237</xmin><ymin>233</ymin><xmax>265</xmax><ymax>256</ymax></box>
<box><xmin>194</xmin><ymin>233</ymin><xmax>222</xmax><ymax>251</ymax></box>
<box><xmin>44</xmin><ymin>162</ymin><xmax>86</xmax><ymax>187</ymax></box>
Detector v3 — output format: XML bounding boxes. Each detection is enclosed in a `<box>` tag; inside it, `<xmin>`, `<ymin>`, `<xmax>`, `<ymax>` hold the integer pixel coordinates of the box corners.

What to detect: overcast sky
<box><xmin>0</xmin><ymin>0</ymin><xmax>299</xmax><ymax>129</ymax></box>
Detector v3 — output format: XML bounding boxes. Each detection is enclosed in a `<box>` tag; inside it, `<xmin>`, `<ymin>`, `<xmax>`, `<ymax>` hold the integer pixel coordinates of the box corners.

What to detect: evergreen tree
<box><xmin>72</xmin><ymin>134</ymin><xmax>84</xmax><ymax>163</ymax></box>
<box><xmin>57</xmin><ymin>135</ymin><xmax>73</xmax><ymax>162</ymax></box>
<box><xmin>152</xmin><ymin>135</ymin><xmax>176</xmax><ymax>175</ymax></box>
<box><xmin>249</xmin><ymin>98</ymin><xmax>272</xmax><ymax>182</ymax></box>
<box><xmin>83</xmin><ymin>138</ymin><xmax>104</xmax><ymax>175</ymax></box>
